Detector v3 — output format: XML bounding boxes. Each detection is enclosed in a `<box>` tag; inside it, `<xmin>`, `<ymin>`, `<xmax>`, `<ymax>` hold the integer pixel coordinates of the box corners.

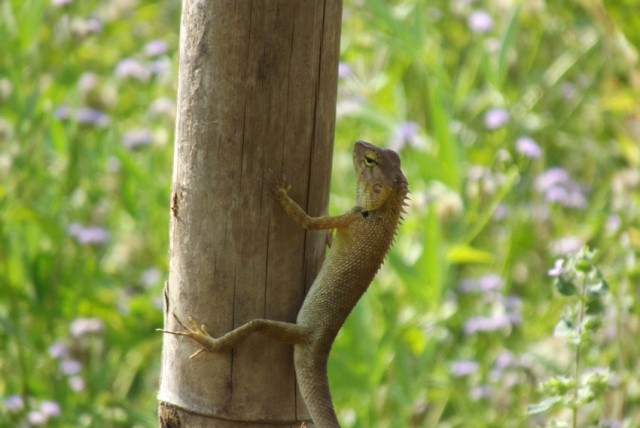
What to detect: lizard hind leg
<box><xmin>159</xmin><ymin>314</ymin><xmax>311</xmax><ymax>357</ymax></box>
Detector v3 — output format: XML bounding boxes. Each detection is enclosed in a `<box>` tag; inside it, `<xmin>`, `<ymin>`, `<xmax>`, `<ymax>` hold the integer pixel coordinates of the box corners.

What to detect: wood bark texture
<box><xmin>158</xmin><ymin>0</ymin><xmax>343</xmax><ymax>426</ymax></box>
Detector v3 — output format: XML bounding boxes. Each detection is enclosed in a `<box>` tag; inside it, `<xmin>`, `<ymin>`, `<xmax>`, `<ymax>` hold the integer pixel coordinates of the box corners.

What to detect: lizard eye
<box><xmin>363</xmin><ymin>151</ymin><xmax>379</xmax><ymax>166</ymax></box>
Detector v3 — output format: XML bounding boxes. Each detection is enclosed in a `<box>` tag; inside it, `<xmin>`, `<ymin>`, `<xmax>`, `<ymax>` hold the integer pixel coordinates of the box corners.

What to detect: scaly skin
<box><xmin>161</xmin><ymin>141</ymin><xmax>408</xmax><ymax>427</ymax></box>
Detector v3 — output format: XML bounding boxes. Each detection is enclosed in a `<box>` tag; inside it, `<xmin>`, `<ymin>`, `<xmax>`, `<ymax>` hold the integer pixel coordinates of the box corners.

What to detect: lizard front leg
<box><xmin>159</xmin><ymin>314</ymin><xmax>310</xmax><ymax>358</ymax></box>
<box><xmin>273</xmin><ymin>174</ymin><xmax>358</xmax><ymax>231</ymax></box>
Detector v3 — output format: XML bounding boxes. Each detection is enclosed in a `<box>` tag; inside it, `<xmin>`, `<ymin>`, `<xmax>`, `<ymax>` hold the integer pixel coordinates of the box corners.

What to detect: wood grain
<box><xmin>158</xmin><ymin>0</ymin><xmax>343</xmax><ymax>426</ymax></box>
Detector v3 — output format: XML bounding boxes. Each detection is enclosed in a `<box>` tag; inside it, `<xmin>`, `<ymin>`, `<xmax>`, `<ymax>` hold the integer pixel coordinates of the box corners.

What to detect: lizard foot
<box><xmin>269</xmin><ymin>171</ymin><xmax>291</xmax><ymax>198</ymax></box>
<box><xmin>157</xmin><ymin>313</ymin><xmax>219</xmax><ymax>359</ymax></box>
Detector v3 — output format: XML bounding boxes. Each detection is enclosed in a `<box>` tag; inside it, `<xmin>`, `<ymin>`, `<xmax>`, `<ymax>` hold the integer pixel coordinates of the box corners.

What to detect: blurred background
<box><xmin>1</xmin><ymin>0</ymin><xmax>639</xmax><ymax>426</ymax></box>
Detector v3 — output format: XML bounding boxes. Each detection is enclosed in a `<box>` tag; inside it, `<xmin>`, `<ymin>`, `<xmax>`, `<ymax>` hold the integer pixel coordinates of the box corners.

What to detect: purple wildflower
<box><xmin>550</xmin><ymin>236</ymin><xmax>583</xmax><ymax>255</ymax></box>
<box><xmin>336</xmin><ymin>96</ymin><xmax>365</xmax><ymax>118</ymax></box>
<box><xmin>389</xmin><ymin>121</ymin><xmax>420</xmax><ymax>151</ymax></box>
<box><xmin>535</xmin><ymin>168</ymin><xmax>587</xmax><ymax>208</ymax></box>
<box><xmin>489</xmin><ymin>350</ymin><xmax>516</xmax><ymax>382</ymax></box>
<box><xmin>40</xmin><ymin>401</ymin><xmax>61</xmax><ymax>418</ymax></box>
<box><xmin>145</xmin><ymin>40</ymin><xmax>168</xmax><ymax>57</ymax></box>
<box><xmin>60</xmin><ymin>359</ymin><xmax>82</xmax><ymax>375</ymax></box>
<box><xmin>606</xmin><ymin>214</ymin><xmax>621</xmax><ymax>235</ymax></box>
<box><xmin>4</xmin><ymin>395</ymin><xmax>24</xmax><ymax>411</ymax></box>
<box><xmin>84</xmin><ymin>17</ymin><xmax>103</xmax><ymax>34</ymax></box>
<box><xmin>149</xmin><ymin>58</ymin><xmax>171</xmax><ymax>76</ymax></box>
<box><xmin>48</xmin><ymin>342</ymin><xmax>68</xmax><ymax>360</ymax></box>
<box><xmin>115</xmin><ymin>58</ymin><xmax>151</xmax><ymax>81</ymax></box>
<box><xmin>78</xmin><ymin>72</ymin><xmax>98</xmax><ymax>92</ymax></box>
<box><xmin>548</xmin><ymin>259</ymin><xmax>565</xmax><ymax>277</ymax></box>
<box><xmin>52</xmin><ymin>0</ymin><xmax>72</xmax><ymax>6</ymax></box>
<box><xmin>141</xmin><ymin>268</ymin><xmax>162</xmax><ymax>287</ymax></box>
<box><xmin>470</xmin><ymin>385</ymin><xmax>492</xmax><ymax>400</ymax></box>
<box><xmin>484</xmin><ymin>108</ymin><xmax>509</xmax><ymax>130</ymax></box>
<box><xmin>338</xmin><ymin>62</ymin><xmax>351</xmax><ymax>78</ymax></box>
<box><xmin>53</xmin><ymin>105</ymin><xmax>71</xmax><ymax>120</ymax></box>
<box><xmin>69</xmin><ymin>317</ymin><xmax>104</xmax><ymax>338</ymax></box>
<box><xmin>468</xmin><ymin>10</ymin><xmax>494</xmax><ymax>33</ymax></box>
<box><xmin>75</xmin><ymin>108</ymin><xmax>109</xmax><ymax>127</ymax></box>
<box><xmin>122</xmin><ymin>129</ymin><xmax>153</xmax><ymax>149</ymax></box>
<box><xmin>153</xmin><ymin>296</ymin><xmax>164</xmax><ymax>310</ymax></box>
<box><xmin>464</xmin><ymin>313</ymin><xmax>511</xmax><ymax>334</ymax></box>
<box><xmin>535</xmin><ymin>167</ymin><xmax>568</xmax><ymax>190</ymax></box>
<box><xmin>493</xmin><ymin>203</ymin><xmax>509</xmax><ymax>220</ymax></box>
<box><xmin>515</xmin><ymin>136</ymin><xmax>542</xmax><ymax>158</ymax></box>
<box><xmin>560</xmin><ymin>82</ymin><xmax>577</xmax><ymax>100</ymax></box>
<box><xmin>460</xmin><ymin>274</ymin><xmax>503</xmax><ymax>293</ymax></box>
<box><xmin>494</xmin><ymin>350</ymin><xmax>515</xmax><ymax>370</ymax></box>
<box><xmin>67</xmin><ymin>223</ymin><xmax>109</xmax><ymax>245</ymax></box>
<box><xmin>549</xmin><ymin>187</ymin><xmax>586</xmax><ymax>208</ymax></box>
<box><xmin>150</xmin><ymin>98</ymin><xmax>175</xmax><ymax>118</ymax></box>
<box><xmin>504</xmin><ymin>295</ymin><xmax>522</xmax><ymax>325</ymax></box>
<box><xmin>69</xmin><ymin>376</ymin><xmax>85</xmax><ymax>392</ymax></box>
<box><xmin>27</xmin><ymin>411</ymin><xmax>47</xmax><ymax>425</ymax></box>
<box><xmin>450</xmin><ymin>359</ymin><xmax>479</xmax><ymax>377</ymax></box>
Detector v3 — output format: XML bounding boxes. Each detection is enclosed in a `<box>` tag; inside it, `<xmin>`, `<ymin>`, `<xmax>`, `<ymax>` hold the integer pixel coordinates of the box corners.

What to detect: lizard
<box><xmin>160</xmin><ymin>141</ymin><xmax>409</xmax><ymax>427</ymax></box>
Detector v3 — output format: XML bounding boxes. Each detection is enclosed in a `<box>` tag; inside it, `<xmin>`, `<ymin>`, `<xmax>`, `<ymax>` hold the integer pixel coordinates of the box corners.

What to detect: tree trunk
<box><xmin>158</xmin><ymin>0</ymin><xmax>343</xmax><ymax>427</ymax></box>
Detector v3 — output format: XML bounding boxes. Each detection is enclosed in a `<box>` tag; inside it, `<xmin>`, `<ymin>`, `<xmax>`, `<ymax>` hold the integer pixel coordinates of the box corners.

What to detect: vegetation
<box><xmin>1</xmin><ymin>0</ymin><xmax>638</xmax><ymax>426</ymax></box>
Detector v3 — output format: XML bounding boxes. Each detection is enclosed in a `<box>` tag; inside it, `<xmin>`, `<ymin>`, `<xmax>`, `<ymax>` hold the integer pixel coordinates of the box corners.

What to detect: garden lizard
<box><xmin>160</xmin><ymin>141</ymin><xmax>409</xmax><ymax>427</ymax></box>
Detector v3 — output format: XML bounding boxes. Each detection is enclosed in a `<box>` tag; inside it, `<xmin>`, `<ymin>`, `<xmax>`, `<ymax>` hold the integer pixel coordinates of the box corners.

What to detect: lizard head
<box><xmin>353</xmin><ymin>141</ymin><xmax>407</xmax><ymax>211</ymax></box>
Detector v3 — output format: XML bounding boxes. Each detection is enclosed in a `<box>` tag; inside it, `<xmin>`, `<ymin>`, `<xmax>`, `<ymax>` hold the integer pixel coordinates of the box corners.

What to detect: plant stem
<box><xmin>572</xmin><ymin>276</ymin><xmax>587</xmax><ymax>428</ymax></box>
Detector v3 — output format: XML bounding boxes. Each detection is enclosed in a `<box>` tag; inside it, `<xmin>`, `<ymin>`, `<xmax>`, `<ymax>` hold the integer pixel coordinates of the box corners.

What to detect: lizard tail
<box><xmin>295</xmin><ymin>349</ymin><xmax>340</xmax><ymax>428</ymax></box>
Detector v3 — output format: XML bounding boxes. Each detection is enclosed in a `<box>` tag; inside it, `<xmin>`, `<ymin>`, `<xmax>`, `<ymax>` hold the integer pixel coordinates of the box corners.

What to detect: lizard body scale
<box><xmin>161</xmin><ymin>141</ymin><xmax>409</xmax><ymax>427</ymax></box>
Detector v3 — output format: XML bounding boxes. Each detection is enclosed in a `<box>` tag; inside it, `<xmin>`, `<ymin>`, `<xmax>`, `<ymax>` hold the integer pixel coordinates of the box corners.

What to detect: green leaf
<box><xmin>586</xmin><ymin>278</ymin><xmax>609</xmax><ymax>298</ymax></box>
<box><xmin>603</xmin><ymin>0</ymin><xmax>640</xmax><ymax>52</ymax></box>
<box><xmin>526</xmin><ymin>396</ymin><xmax>563</xmax><ymax>415</ymax></box>
<box><xmin>582</xmin><ymin>315</ymin><xmax>603</xmax><ymax>333</ymax></box>
<box><xmin>446</xmin><ymin>244</ymin><xmax>493</xmax><ymax>264</ymax></box>
<box><xmin>495</xmin><ymin>5</ymin><xmax>520</xmax><ymax>89</ymax></box>
<box><xmin>574</xmin><ymin>259</ymin><xmax>592</xmax><ymax>273</ymax></box>
<box><xmin>586</xmin><ymin>297</ymin><xmax>606</xmax><ymax>315</ymax></box>
<box><xmin>554</xmin><ymin>318</ymin><xmax>579</xmax><ymax>344</ymax></box>
<box><xmin>427</xmin><ymin>75</ymin><xmax>462</xmax><ymax>191</ymax></box>
<box><xmin>541</xmin><ymin>376</ymin><xmax>577</xmax><ymax>396</ymax></box>
<box><xmin>555</xmin><ymin>276</ymin><xmax>577</xmax><ymax>296</ymax></box>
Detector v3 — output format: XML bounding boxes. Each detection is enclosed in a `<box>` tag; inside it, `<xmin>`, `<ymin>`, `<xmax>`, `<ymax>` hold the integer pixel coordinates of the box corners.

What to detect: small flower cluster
<box><xmin>535</xmin><ymin>168</ymin><xmax>587</xmax><ymax>209</ymax></box>
<box><xmin>114</xmin><ymin>39</ymin><xmax>171</xmax><ymax>82</ymax></box>
<box><xmin>515</xmin><ymin>136</ymin><xmax>542</xmax><ymax>159</ymax></box>
<box><xmin>51</xmin><ymin>317</ymin><xmax>104</xmax><ymax>395</ymax></box>
<box><xmin>122</xmin><ymin>129</ymin><xmax>154</xmax><ymax>149</ymax></box>
<box><xmin>459</xmin><ymin>274</ymin><xmax>522</xmax><ymax>336</ymax></box>
<box><xmin>54</xmin><ymin>105</ymin><xmax>110</xmax><ymax>127</ymax></box>
<box><xmin>2</xmin><ymin>396</ymin><xmax>62</xmax><ymax>426</ymax></box>
<box><xmin>484</xmin><ymin>108</ymin><xmax>509</xmax><ymax>130</ymax></box>
<box><xmin>67</xmin><ymin>223</ymin><xmax>109</xmax><ymax>245</ymax></box>
<box><xmin>389</xmin><ymin>121</ymin><xmax>423</xmax><ymax>151</ymax></box>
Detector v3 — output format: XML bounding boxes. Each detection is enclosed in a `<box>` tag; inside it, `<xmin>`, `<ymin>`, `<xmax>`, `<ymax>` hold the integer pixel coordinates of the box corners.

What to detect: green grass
<box><xmin>1</xmin><ymin>0</ymin><xmax>639</xmax><ymax>426</ymax></box>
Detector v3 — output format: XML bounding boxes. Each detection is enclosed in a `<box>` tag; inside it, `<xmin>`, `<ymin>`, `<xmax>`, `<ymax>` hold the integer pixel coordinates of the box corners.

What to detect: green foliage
<box><xmin>331</xmin><ymin>0</ymin><xmax>640</xmax><ymax>427</ymax></box>
<box><xmin>602</xmin><ymin>0</ymin><xmax>640</xmax><ymax>52</ymax></box>
<box><xmin>1</xmin><ymin>0</ymin><xmax>640</xmax><ymax>427</ymax></box>
<box><xmin>528</xmin><ymin>248</ymin><xmax>612</xmax><ymax>427</ymax></box>
<box><xmin>0</xmin><ymin>0</ymin><xmax>178</xmax><ymax>426</ymax></box>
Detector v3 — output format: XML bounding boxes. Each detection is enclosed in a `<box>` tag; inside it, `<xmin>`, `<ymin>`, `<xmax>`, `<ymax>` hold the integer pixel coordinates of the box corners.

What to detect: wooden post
<box><xmin>158</xmin><ymin>0</ymin><xmax>343</xmax><ymax>426</ymax></box>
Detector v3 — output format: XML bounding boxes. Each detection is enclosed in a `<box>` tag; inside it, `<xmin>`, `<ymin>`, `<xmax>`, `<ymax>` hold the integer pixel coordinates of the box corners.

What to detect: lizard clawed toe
<box><xmin>268</xmin><ymin>171</ymin><xmax>291</xmax><ymax>196</ymax></box>
<box><xmin>157</xmin><ymin>313</ymin><xmax>218</xmax><ymax>354</ymax></box>
<box><xmin>190</xmin><ymin>348</ymin><xmax>206</xmax><ymax>359</ymax></box>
